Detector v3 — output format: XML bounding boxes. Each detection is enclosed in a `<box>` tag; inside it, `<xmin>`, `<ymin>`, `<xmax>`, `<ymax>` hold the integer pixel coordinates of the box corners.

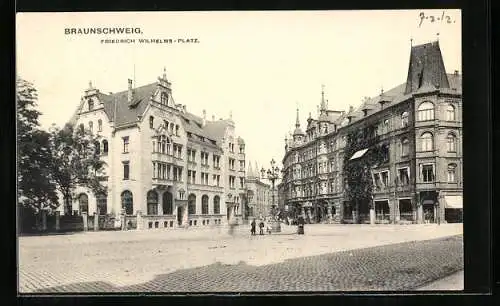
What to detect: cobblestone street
<box><xmin>18</xmin><ymin>223</ymin><xmax>463</xmax><ymax>293</ymax></box>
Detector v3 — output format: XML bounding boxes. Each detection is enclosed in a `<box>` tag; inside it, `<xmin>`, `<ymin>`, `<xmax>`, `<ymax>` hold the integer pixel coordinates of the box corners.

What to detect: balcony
<box><xmin>152</xmin><ymin>177</ymin><xmax>178</xmax><ymax>187</ymax></box>
<box><xmin>151</xmin><ymin>152</ymin><xmax>174</xmax><ymax>164</ymax></box>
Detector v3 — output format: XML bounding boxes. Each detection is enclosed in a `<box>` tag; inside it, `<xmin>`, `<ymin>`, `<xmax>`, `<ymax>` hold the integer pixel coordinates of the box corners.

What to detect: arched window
<box><xmin>161</xmin><ymin>92</ymin><xmax>168</xmax><ymax>105</ymax></box>
<box><xmin>98</xmin><ymin>119</ymin><xmax>102</xmax><ymax>132</ymax></box>
<box><xmin>94</xmin><ymin>141</ymin><xmax>101</xmax><ymax>155</ymax></box>
<box><xmin>78</xmin><ymin>193</ymin><xmax>88</xmax><ymax>215</ymax></box>
<box><xmin>79</xmin><ymin>123</ymin><xmax>85</xmax><ymax>133</ymax></box>
<box><xmin>417</xmin><ymin>102</ymin><xmax>435</xmax><ymax>121</ymax></box>
<box><xmin>213</xmin><ymin>196</ymin><xmax>220</xmax><ymax>214</ymax></box>
<box><xmin>169</xmin><ymin>123</ymin><xmax>175</xmax><ymax>135</ymax></box>
<box><xmin>420</xmin><ymin>132</ymin><xmax>434</xmax><ymax>151</ymax></box>
<box><xmin>89</xmin><ymin>121</ymin><xmax>93</xmax><ymax>133</ymax></box>
<box><xmin>447</xmin><ymin>163</ymin><xmax>457</xmax><ymax>182</ymax></box>
<box><xmin>401</xmin><ymin>111</ymin><xmax>409</xmax><ymax>127</ymax></box>
<box><xmin>149</xmin><ymin>116</ymin><xmax>154</xmax><ymax>129</ymax></box>
<box><xmin>447</xmin><ymin>133</ymin><xmax>457</xmax><ymax>152</ymax></box>
<box><xmin>102</xmin><ymin>139</ymin><xmax>108</xmax><ymax>154</ymax></box>
<box><xmin>188</xmin><ymin>194</ymin><xmax>196</xmax><ymax>214</ymax></box>
<box><xmin>147</xmin><ymin>190</ymin><xmax>158</xmax><ymax>215</ymax></box>
<box><xmin>446</xmin><ymin>104</ymin><xmax>456</xmax><ymax>121</ymax></box>
<box><xmin>121</xmin><ymin>190</ymin><xmax>133</xmax><ymax>215</ymax></box>
<box><xmin>401</xmin><ymin>138</ymin><xmax>409</xmax><ymax>156</ymax></box>
<box><xmin>163</xmin><ymin>191</ymin><xmax>173</xmax><ymax>215</ymax></box>
<box><xmin>96</xmin><ymin>192</ymin><xmax>107</xmax><ymax>215</ymax></box>
<box><xmin>175</xmin><ymin>125</ymin><xmax>179</xmax><ymax>136</ymax></box>
<box><xmin>202</xmin><ymin>195</ymin><xmax>209</xmax><ymax>214</ymax></box>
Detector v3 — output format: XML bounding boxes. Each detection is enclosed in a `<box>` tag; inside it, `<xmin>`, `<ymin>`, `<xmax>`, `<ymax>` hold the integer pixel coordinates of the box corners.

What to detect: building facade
<box><xmin>58</xmin><ymin>69</ymin><xmax>247</xmax><ymax>229</ymax></box>
<box><xmin>281</xmin><ymin>41</ymin><xmax>462</xmax><ymax>224</ymax></box>
<box><xmin>245</xmin><ymin>162</ymin><xmax>273</xmax><ymax>219</ymax></box>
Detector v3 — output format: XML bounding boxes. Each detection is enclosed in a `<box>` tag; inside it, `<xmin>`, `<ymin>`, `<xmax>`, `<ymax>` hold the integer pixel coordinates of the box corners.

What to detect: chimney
<box><xmin>182</xmin><ymin>105</ymin><xmax>186</xmax><ymax>112</ymax></box>
<box><xmin>127</xmin><ymin>79</ymin><xmax>133</xmax><ymax>103</ymax></box>
<box><xmin>202</xmin><ymin>109</ymin><xmax>206</xmax><ymax>126</ymax></box>
<box><xmin>454</xmin><ymin>70</ymin><xmax>459</xmax><ymax>76</ymax></box>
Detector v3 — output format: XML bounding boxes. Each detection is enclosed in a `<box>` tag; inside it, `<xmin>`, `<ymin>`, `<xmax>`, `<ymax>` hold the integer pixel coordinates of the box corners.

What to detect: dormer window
<box><xmin>88</xmin><ymin>98</ymin><xmax>94</xmax><ymax>111</ymax></box>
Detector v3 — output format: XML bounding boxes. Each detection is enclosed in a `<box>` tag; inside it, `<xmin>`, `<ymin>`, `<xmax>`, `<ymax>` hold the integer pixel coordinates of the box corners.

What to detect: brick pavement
<box><xmin>18</xmin><ymin>224</ymin><xmax>463</xmax><ymax>293</ymax></box>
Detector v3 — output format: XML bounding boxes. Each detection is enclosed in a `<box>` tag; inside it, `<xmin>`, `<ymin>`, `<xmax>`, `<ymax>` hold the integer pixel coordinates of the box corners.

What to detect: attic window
<box><xmin>88</xmin><ymin>99</ymin><xmax>94</xmax><ymax>111</ymax></box>
<box><xmin>362</xmin><ymin>109</ymin><xmax>368</xmax><ymax>117</ymax></box>
<box><xmin>161</xmin><ymin>92</ymin><xmax>168</xmax><ymax>105</ymax></box>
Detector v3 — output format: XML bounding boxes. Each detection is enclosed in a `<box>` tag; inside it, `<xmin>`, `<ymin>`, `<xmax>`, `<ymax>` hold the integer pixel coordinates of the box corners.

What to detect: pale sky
<box><xmin>16</xmin><ymin>10</ymin><xmax>461</xmax><ymax>171</ymax></box>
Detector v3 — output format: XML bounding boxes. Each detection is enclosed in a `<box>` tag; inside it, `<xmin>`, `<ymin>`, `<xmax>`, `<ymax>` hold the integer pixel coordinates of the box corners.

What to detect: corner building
<box><xmin>59</xmin><ymin>70</ymin><xmax>247</xmax><ymax>229</ymax></box>
<box><xmin>281</xmin><ymin>41</ymin><xmax>462</xmax><ymax>224</ymax></box>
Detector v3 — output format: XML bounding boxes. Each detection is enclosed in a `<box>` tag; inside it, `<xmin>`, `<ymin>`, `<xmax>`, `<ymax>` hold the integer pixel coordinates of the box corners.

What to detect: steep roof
<box><xmin>97</xmin><ymin>83</ymin><xmax>157</xmax><ymax>127</ymax></box>
<box><xmin>404</xmin><ymin>41</ymin><xmax>450</xmax><ymax>94</ymax></box>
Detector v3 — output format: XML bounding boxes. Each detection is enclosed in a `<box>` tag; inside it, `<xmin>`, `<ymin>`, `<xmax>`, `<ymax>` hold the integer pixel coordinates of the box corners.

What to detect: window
<box><xmin>201</xmin><ymin>152</ymin><xmax>209</xmax><ymax>165</ymax></box>
<box><xmin>88</xmin><ymin>99</ymin><xmax>94</xmax><ymax>111</ymax></box>
<box><xmin>163</xmin><ymin>191</ymin><xmax>173</xmax><ymax>215</ymax></box>
<box><xmin>383</xmin><ymin>119</ymin><xmax>390</xmax><ymax>133</ymax></box>
<box><xmin>213</xmin><ymin>155</ymin><xmax>220</xmax><ymax>168</ymax></box>
<box><xmin>447</xmin><ymin>133</ymin><xmax>457</xmax><ymax>152</ymax></box>
<box><xmin>149</xmin><ymin>116</ymin><xmax>154</xmax><ymax>129</ymax></box>
<box><xmin>87</xmin><ymin>121</ymin><xmax>93</xmax><ymax>133</ymax></box>
<box><xmin>381</xmin><ymin>171</ymin><xmax>389</xmax><ymax>187</ymax></box>
<box><xmin>188</xmin><ymin>149</ymin><xmax>196</xmax><ymax>162</ymax></box>
<box><xmin>121</xmin><ymin>190</ymin><xmax>133</xmax><ymax>215</ymax></box>
<box><xmin>420</xmin><ymin>132</ymin><xmax>434</xmax><ymax>151</ymax></box>
<box><xmin>401</xmin><ymin>111</ymin><xmax>409</xmax><ymax>127</ymax></box>
<box><xmin>202</xmin><ymin>195</ymin><xmax>209</xmax><ymax>214</ymax></box>
<box><xmin>447</xmin><ymin>164</ymin><xmax>457</xmax><ymax>182</ymax></box>
<box><xmin>239</xmin><ymin>177</ymin><xmax>244</xmax><ymax>188</ymax></box>
<box><xmin>188</xmin><ymin>170</ymin><xmax>196</xmax><ymax>184</ymax></box>
<box><xmin>161</xmin><ymin>92</ymin><xmax>168</xmax><ymax>105</ymax></box>
<box><xmin>78</xmin><ymin>193</ymin><xmax>88</xmax><ymax>215</ymax></box>
<box><xmin>188</xmin><ymin>194</ymin><xmax>196</xmax><ymax>214</ymax></box>
<box><xmin>175</xmin><ymin>125</ymin><xmax>179</xmax><ymax>136</ymax></box>
<box><xmin>147</xmin><ymin>190</ymin><xmax>158</xmax><ymax>215</ymax></box>
<box><xmin>229</xmin><ymin>158</ymin><xmax>235</xmax><ymax>170</ymax></box>
<box><xmin>239</xmin><ymin>145</ymin><xmax>245</xmax><ymax>154</ymax></box>
<box><xmin>373</xmin><ymin>173</ymin><xmax>382</xmax><ymax>190</ymax></box>
<box><xmin>229</xmin><ymin>176</ymin><xmax>236</xmax><ymax>189</ymax></box>
<box><xmin>164</xmin><ymin>120</ymin><xmax>169</xmax><ymax>128</ymax></box>
<box><xmin>446</xmin><ymin>104</ymin><xmax>456</xmax><ymax>121</ymax></box>
<box><xmin>123</xmin><ymin>161</ymin><xmax>130</xmax><ymax>180</ymax></box>
<box><xmin>79</xmin><ymin>123</ymin><xmax>84</xmax><ymax>133</ymax></box>
<box><xmin>239</xmin><ymin>160</ymin><xmax>245</xmax><ymax>171</ymax></box>
<box><xmin>401</xmin><ymin>138</ymin><xmax>409</xmax><ymax>156</ymax></box>
<box><xmin>102</xmin><ymin>140</ymin><xmax>108</xmax><ymax>154</ymax></box>
<box><xmin>98</xmin><ymin>119</ymin><xmax>102</xmax><ymax>132</ymax></box>
<box><xmin>201</xmin><ymin>172</ymin><xmax>209</xmax><ymax>185</ymax></box>
<box><xmin>123</xmin><ymin>136</ymin><xmax>129</xmax><ymax>153</ymax></box>
<box><xmin>422</xmin><ymin>164</ymin><xmax>434</xmax><ymax>182</ymax></box>
<box><xmin>213</xmin><ymin>174</ymin><xmax>221</xmax><ymax>186</ymax></box>
<box><xmin>96</xmin><ymin>193</ymin><xmax>107</xmax><ymax>215</ymax></box>
<box><xmin>398</xmin><ymin>168</ymin><xmax>410</xmax><ymax>186</ymax></box>
<box><xmin>94</xmin><ymin>141</ymin><xmax>101</xmax><ymax>155</ymax></box>
<box><xmin>417</xmin><ymin>102</ymin><xmax>435</xmax><ymax>121</ymax></box>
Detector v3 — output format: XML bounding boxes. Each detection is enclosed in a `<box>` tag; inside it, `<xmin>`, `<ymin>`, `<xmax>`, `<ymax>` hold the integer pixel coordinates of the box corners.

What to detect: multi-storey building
<box><xmin>245</xmin><ymin>162</ymin><xmax>273</xmax><ymax>219</ymax></box>
<box><xmin>58</xmin><ymin>69</ymin><xmax>247</xmax><ymax>229</ymax></box>
<box><xmin>281</xmin><ymin>41</ymin><xmax>462</xmax><ymax>224</ymax></box>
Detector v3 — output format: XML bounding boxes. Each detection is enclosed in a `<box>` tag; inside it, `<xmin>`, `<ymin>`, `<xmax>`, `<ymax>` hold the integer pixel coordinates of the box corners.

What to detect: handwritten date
<box><xmin>418</xmin><ymin>11</ymin><xmax>456</xmax><ymax>28</ymax></box>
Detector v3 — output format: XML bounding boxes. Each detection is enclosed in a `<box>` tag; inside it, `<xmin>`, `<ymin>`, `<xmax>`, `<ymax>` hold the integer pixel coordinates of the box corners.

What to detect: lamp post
<box><xmin>261</xmin><ymin>158</ymin><xmax>282</xmax><ymax>232</ymax></box>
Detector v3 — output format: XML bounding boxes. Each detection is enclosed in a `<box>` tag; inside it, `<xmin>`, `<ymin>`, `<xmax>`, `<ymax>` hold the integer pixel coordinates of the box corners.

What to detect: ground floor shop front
<box><xmin>286</xmin><ymin>190</ymin><xmax>463</xmax><ymax>225</ymax></box>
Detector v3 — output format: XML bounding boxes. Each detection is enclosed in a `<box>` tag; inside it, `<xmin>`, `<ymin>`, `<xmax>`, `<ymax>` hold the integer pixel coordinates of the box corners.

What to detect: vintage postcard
<box><xmin>16</xmin><ymin>10</ymin><xmax>463</xmax><ymax>293</ymax></box>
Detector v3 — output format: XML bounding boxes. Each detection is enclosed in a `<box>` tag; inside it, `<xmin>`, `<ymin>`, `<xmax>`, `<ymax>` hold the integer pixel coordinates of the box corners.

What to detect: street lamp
<box><xmin>260</xmin><ymin>158</ymin><xmax>282</xmax><ymax>232</ymax></box>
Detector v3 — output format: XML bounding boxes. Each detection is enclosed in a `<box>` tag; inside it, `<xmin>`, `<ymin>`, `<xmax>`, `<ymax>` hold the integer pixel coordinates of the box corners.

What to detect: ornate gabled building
<box><xmin>245</xmin><ymin>161</ymin><xmax>273</xmax><ymax>219</ymax></box>
<box><xmin>58</xmin><ymin>69</ymin><xmax>247</xmax><ymax>230</ymax></box>
<box><xmin>281</xmin><ymin>40</ymin><xmax>462</xmax><ymax>224</ymax></box>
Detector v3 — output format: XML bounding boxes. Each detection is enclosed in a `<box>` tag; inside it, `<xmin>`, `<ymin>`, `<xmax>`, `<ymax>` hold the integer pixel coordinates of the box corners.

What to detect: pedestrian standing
<box><xmin>259</xmin><ymin>220</ymin><xmax>264</xmax><ymax>235</ymax></box>
<box><xmin>250</xmin><ymin>219</ymin><xmax>256</xmax><ymax>236</ymax></box>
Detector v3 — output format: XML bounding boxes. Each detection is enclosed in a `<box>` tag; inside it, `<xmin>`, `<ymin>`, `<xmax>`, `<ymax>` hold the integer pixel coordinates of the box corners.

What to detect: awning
<box><xmin>350</xmin><ymin>148</ymin><xmax>369</xmax><ymax>160</ymax></box>
<box><xmin>444</xmin><ymin>195</ymin><xmax>463</xmax><ymax>209</ymax></box>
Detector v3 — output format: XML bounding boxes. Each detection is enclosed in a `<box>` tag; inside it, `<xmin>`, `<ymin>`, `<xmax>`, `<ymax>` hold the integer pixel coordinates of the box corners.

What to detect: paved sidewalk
<box><xmin>18</xmin><ymin>223</ymin><xmax>463</xmax><ymax>293</ymax></box>
<box><xmin>415</xmin><ymin>270</ymin><xmax>464</xmax><ymax>291</ymax></box>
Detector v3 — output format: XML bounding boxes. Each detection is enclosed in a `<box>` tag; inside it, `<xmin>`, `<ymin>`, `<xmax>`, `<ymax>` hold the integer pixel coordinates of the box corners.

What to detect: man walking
<box><xmin>250</xmin><ymin>218</ymin><xmax>256</xmax><ymax>236</ymax></box>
